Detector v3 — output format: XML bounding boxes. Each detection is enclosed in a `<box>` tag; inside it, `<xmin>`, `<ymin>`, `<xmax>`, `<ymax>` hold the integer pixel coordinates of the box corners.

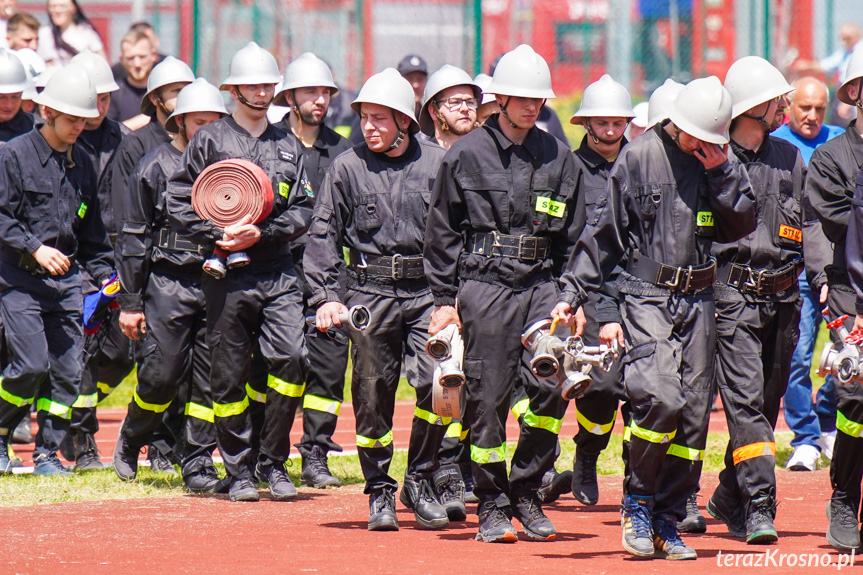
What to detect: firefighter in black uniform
<box><xmin>706</xmin><ymin>57</ymin><xmax>804</xmax><ymax>544</ymax></box>
<box><xmin>0</xmin><ymin>63</ymin><xmax>113</xmax><ymax>475</ymax></box>
<box><xmin>424</xmin><ymin>45</ymin><xmax>579</xmax><ymax>543</ymax></box>
<box><xmin>113</xmin><ymin>78</ymin><xmax>228</xmax><ymax>493</ymax></box>
<box><xmin>809</xmin><ymin>50</ymin><xmax>863</xmax><ymax>552</ymax></box>
<box><xmin>271</xmin><ymin>52</ymin><xmax>352</xmax><ymax>489</ymax></box>
<box><xmin>0</xmin><ymin>48</ymin><xmax>34</xmax><ymax>143</ymax></box>
<box><xmin>305</xmin><ymin>68</ymin><xmax>450</xmax><ymax>531</ymax></box>
<box><xmin>61</xmin><ymin>49</ymin><xmax>130</xmax><ymax>471</ymax></box>
<box><xmin>166</xmin><ymin>42</ymin><xmax>312</xmax><ymax>503</ymax></box>
<box><xmin>555</xmin><ymin>76</ymin><xmax>756</xmax><ymax>560</ymax></box>
<box><xmin>97</xmin><ymin>55</ymin><xmax>195</xmax><ymax>474</ymax></box>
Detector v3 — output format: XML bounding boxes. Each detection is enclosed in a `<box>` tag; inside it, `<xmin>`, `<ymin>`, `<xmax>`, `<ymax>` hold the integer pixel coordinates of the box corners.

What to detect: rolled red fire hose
<box><xmin>191</xmin><ymin>158</ymin><xmax>274</xmax><ymax>227</ymax></box>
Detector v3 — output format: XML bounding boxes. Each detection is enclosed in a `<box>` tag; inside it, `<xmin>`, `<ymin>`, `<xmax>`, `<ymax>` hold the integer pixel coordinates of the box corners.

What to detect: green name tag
<box><xmin>696</xmin><ymin>211</ymin><xmax>714</xmax><ymax>226</ymax></box>
<box><xmin>535</xmin><ymin>196</ymin><xmax>566</xmax><ymax>218</ymax></box>
<box><xmin>279</xmin><ymin>182</ymin><xmax>291</xmax><ymax>198</ymax></box>
<box><xmin>77</xmin><ymin>203</ymin><xmax>88</xmax><ymax>218</ymax></box>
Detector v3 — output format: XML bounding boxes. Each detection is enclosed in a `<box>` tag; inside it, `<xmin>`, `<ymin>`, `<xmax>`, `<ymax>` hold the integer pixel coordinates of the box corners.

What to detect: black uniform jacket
<box><xmin>0</xmin><ymin>109</ymin><xmax>34</xmax><ymax>143</ymax></box>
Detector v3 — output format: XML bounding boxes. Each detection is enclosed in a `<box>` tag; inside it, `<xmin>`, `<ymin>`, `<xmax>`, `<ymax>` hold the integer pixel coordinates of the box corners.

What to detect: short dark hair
<box><xmin>128</xmin><ymin>21</ymin><xmax>155</xmax><ymax>34</ymax></box>
<box><xmin>7</xmin><ymin>12</ymin><xmax>40</xmax><ymax>34</ymax></box>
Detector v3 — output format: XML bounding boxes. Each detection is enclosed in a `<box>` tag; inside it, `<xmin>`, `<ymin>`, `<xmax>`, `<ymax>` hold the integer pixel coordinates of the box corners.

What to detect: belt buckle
<box><xmin>745</xmin><ymin>267</ymin><xmax>766</xmax><ymax>296</ymax></box>
<box><xmin>662</xmin><ymin>266</ymin><xmax>683</xmax><ymax>291</ymax></box>
<box><xmin>489</xmin><ymin>231</ymin><xmax>505</xmax><ymax>257</ymax></box>
<box><xmin>355</xmin><ymin>252</ymin><xmax>368</xmax><ymax>270</ymax></box>
<box><xmin>391</xmin><ymin>253</ymin><xmax>403</xmax><ymax>280</ymax></box>
<box><xmin>681</xmin><ymin>265</ymin><xmax>693</xmax><ymax>293</ymax></box>
<box><xmin>517</xmin><ymin>234</ymin><xmax>536</xmax><ymax>262</ymax></box>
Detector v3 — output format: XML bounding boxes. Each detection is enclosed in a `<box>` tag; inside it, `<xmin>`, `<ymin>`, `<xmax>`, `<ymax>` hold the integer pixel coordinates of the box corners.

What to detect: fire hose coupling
<box><xmin>425</xmin><ymin>324</ymin><xmax>465</xmax><ymax>389</ymax></box>
<box><xmin>818</xmin><ymin>312</ymin><xmax>863</xmax><ymax>385</ymax></box>
<box><xmin>305</xmin><ymin>305</ymin><xmax>372</xmax><ymax>332</ymax></box>
<box><xmin>191</xmin><ymin>159</ymin><xmax>275</xmax><ymax>279</ymax></box>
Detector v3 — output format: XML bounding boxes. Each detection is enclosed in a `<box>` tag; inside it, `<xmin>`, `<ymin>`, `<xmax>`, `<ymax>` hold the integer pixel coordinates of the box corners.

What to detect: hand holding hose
<box><xmin>429</xmin><ymin>305</ymin><xmax>461</xmax><ymax>336</ymax></box>
<box><xmin>216</xmin><ymin>214</ymin><xmax>261</xmax><ymax>251</ymax></box>
<box><xmin>316</xmin><ymin>301</ymin><xmax>349</xmax><ymax>332</ymax></box>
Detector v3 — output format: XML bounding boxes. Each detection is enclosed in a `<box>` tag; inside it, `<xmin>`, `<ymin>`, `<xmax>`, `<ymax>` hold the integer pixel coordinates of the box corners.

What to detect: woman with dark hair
<box><xmin>38</xmin><ymin>0</ymin><xmax>106</xmax><ymax>66</ymax></box>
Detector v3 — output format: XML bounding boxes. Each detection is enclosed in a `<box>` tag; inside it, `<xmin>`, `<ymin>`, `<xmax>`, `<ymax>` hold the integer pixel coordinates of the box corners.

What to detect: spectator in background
<box><xmin>38</xmin><ymin>0</ymin><xmax>106</xmax><ymax>67</ymax></box>
<box><xmin>107</xmin><ymin>29</ymin><xmax>156</xmax><ymax>124</ymax></box>
<box><xmin>772</xmin><ymin>76</ymin><xmax>841</xmax><ymax>472</ymax></box>
<box><xmin>6</xmin><ymin>12</ymin><xmax>37</xmax><ymax>51</ymax></box>
<box><xmin>0</xmin><ymin>0</ymin><xmax>16</xmax><ymax>49</ymax></box>
<box><xmin>397</xmin><ymin>53</ymin><xmax>428</xmax><ymax>119</ymax></box>
<box><xmin>111</xmin><ymin>21</ymin><xmax>165</xmax><ymax>82</ymax></box>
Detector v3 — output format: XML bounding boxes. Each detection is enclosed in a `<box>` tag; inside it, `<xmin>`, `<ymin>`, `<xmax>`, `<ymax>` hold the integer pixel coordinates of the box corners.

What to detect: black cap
<box><xmin>397</xmin><ymin>54</ymin><xmax>428</xmax><ymax>76</ymax></box>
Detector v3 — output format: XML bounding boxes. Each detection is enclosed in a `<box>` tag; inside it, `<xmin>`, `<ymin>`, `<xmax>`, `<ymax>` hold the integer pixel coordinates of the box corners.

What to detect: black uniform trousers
<box><xmin>346</xmin><ymin>288</ymin><xmax>444</xmax><ymax>494</ymax></box>
<box><xmin>0</xmin><ymin>263</ymin><xmax>83</xmax><ymax>458</ymax></box>
<box><xmin>620</xmin><ymin>292</ymin><xmax>714</xmax><ymax>520</ymax></box>
<box><xmin>203</xmin><ymin>265</ymin><xmax>307</xmax><ymax>480</ymax></box>
<box><xmin>713</xmin><ymin>298</ymin><xmax>801</xmax><ymax>507</ymax></box>
<box><xmin>826</xmin><ymin>285</ymin><xmax>863</xmax><ymax>512</ymax></box>
<box><xmin>460</xmin><ymin>278</ymin><xmax>568</xmax><ymax>507</ymax></box>
<box><xmin>120</xmin><ymin>272</ymin><xmax>218</xmax><ymax>477</ymax></box>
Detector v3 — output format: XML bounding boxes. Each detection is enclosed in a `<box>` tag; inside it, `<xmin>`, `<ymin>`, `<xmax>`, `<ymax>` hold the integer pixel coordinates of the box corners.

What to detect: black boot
<box><xmin>571</xmin><ymin>449</ymin><xmax>599</xmax><ymax>505</ymax></box>
<box><xmin>677</xmin><ymin>493</ymin><xmax>707</xmax><ymax>534</ymax></box>
<box><xmin>537</xmin><ymin>468</ymin><xmax>573</xmax><ymax>504</ymax></box>
<box><xmin>745</xmin><ymin>495</ymin><xmax>778</xmax><ymax>544</ymax></box>
<box><xmin>706</xmin><ymin>485</ymin><xmax>746</xmax><ymax>538</ymax></box>
<box><xmin>400</xmin><ymin>474</ymin><xmax>449</xmax><ymax>529</ymax></box>
<box><xmin>112</xmin><ymin>426</ymin><xmax>142</xmax><ymax>482</ymax></box>
<box><xmin>300</xmin><ymin>445</ymin><xmax>340</xmax><ymax>488</ymax></box>
<box><xmin>369</xmin><ymin>488</ymin><xmax>399</xmax><ymax>531</ymax></box>
<box><xmin>475</xmin><ymin>500</ymin><xmax>517</xmax><ymax>543</ymax></box>
<box><xmin>512</xmin><ymin>492</ymin><xmax>557</xmax><ymax>541</ymax></box>
<box><xmin>826</xmin><ymin>494</ymin><xmax>861</xmax><ymax>551</ymax></box>
<box><xmin>74</xmin><ymin>433</ymin><xmax>104</xmax><ymax>472</ymax></box>
<box><xmin>433</xmin><ymin>463</ymin><xmax>467</xmax><ymax>521</ymax></box>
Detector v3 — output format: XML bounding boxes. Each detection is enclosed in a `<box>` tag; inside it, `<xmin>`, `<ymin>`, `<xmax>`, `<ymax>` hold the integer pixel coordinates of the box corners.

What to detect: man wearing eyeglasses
<box><xmin>419</xmin><ymin>65</ymin><xmax>481</xmax><ymax>151</ymax></box>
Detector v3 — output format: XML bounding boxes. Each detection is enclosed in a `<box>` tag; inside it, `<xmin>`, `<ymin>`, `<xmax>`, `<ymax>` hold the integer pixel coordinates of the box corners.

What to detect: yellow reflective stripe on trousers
<box><xmin>0</xmin><ymin>380</ymin><xmax>34</xmax><ymax>407</ymax></box>
<box><xmin>575</xmin><ymin>407</ymin><xmax>616</xmax><ymax>436</ymax></box>
<box><xmin>267</xmin><ymin>374</ymin><xmax>305</xmax><ymax>397</ymax></box>
<box><xmin>303</xmin><ymin>394</ymin><xmax>341</xmax><ymax>416</ymax></box>
<box><xmin>623</xmin><ymin>426</ymin><xmax>632</xmax><ymax>442</ymax></box>
<box><xmin>133</xmin><ymin>391</ymin><xmax>172</xmax><ymax>414</ymax></box>
<box><xmin>522</xmin><ymin>408</ymin><xmax>563</xmax><ymax>434</ymax></box>
<box><xmin>356</xmin><ymin>430</ymin><xmax>393</xmax><ymax>449</ymax></box>
<box><xmin>245</xmin><ymin>383</ymin><xmax>267</xmax><ymax>404</ymax></box>
<box><xmin>213</xmin><ymin>396</ymin><xmax>249</xmax><ymax>418</ymax></box>
<box><xmin>732</xmin><ymin>441</ymin><xmax>776</xmax><ymax>465</ymax></box>
<box><xmin>185</xmin><ymin>402</ymin><xmax>214</xmax><ymax>423</ymax></box>
<box><xmin>96</xmin><ymin>382</ymin><xmax>116</xmax><ymax>395</ymax></box>
<box><xmin>35</xmin><ymin>398</ymin><xmax>72</xmax><ymax>419</ymax></box>
<box><xmin>510</xmin><ymin>398</ymin><xmax>529</xmax><ymax>420</ymax></box>
<box><xmin>72</xmin><ymin>393</ymin><xmax>98</xmax><ymax>408</ymax></box>
<box><xmin>471</xmin><ymin>443</ymin><xmax>507</xmax><ymax>464</ymax></box>
<box><xmin>837</xmin><ymin>411</ymin><xmax>863</xmax><ymax>438</ymax></box>
<box><xmin>666</xmin><ymin>443</ymin><xmax>704</xmax><ymax>461</ymax></box>
<box><xmin>414</xmin><ymin>406</ymin><xmax>451</xmax><ymax>427</ymax></box>
<box><xmin>629</xmin><ymin>420</ymin><xmax>676</xmax><ymax>444</ymax></box>
<box><xmin>445</xmin><ymin>421</ymin><xmax>465</xmax><ymax>439</ymax></box>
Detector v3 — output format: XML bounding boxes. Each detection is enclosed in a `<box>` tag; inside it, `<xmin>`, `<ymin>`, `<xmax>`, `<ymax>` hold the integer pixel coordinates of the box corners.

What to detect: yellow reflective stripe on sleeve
<box><xmin>185</xmin><ymin>402</ymin><xmax>215</xmax><ymax>423</ymax></box>
<box><xmin>414</xmin><ymin>406</ymin><xmax>451</xmax><ymax>427</ymax></box>
<box><xmin>732</xmin><ymin>441</ymin><xmax>776</xmax><ymax>465</ymax></box>
<box><xmin>837</xmin><ymin>411</ymin><xmax>863</xmax><ymax>438</ymax></box>
<box><xmin>96</xmin><ymin>382</ymin><xmax>116</xmax><ymax>395</ymax></box>
<box><xmin>35</xmin><ymin>398</ymin><xmax>72</xmax><ymax>419</ymax></box>
<box><xmin>267</xmin><ymin>374</ymin><xmax>305</xmax><ymax>398</ymax></box>
<box><xmin>510</xmin><ymin>398</ymin><xmax>529</xmax><ymax>420</ymax></box>
<box><xmin>213</xmin><ymin>396</ymin><xmax>249</xmax><ymax>418</ymax></box>
<box><xmin>445</xmin><ymin>421</ymin><xmax>463</xmax><ymax>439</ymax></box>
<box><xmin>72</xmin><ymin>393</ymin><xmax>98</xmax><ymax>408</ymax></box>
<box><xmin>629</xmin><ymin>420</ymin><xmax>676</xmax><ymax>444</ymax></box>
<box><xmin>303</xmin><ymin>394</ymin><xmax>342</xmax><ymax>416</ymax></box>
<box><xmin>245</xmin><ymin>383</ymin><xmax>267</xmax><ymax>404</ymax></box>
<box><xmin>471</xmin><ymin>443</ymin><xmax>507</xmax><ymax>464</ymax></box>
<box><xmin>356</xmin><ymin>430</ymin><xmax>393</xmax><ymax>449</ymax></box>
<box><xmin>522</xmin><ymin>408</ymin><xmax>563</xmax><ymax>434</ymax></box>
<box><xmin>666</xmin><ymin>443</ymin><xmax>704</xmax><ymax>461</ymax></box>
<box><xmin>133</xmin><ymin>391</ymin><xmax>172</xmax><ymax>414</ymax></box>
<box><xmin>575</xmin><ymin>407</ymin><xmax>616</xmax><ymax>436</ymax></box>
<box><xmin>0</xmin><ymin>381</ymin><xmax>34</xmax><ymax>407</ymax></box>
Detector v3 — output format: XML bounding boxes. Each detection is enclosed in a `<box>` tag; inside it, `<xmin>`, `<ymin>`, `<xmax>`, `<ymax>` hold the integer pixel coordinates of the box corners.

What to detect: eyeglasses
<box><xmin>435</xmin><ymin>97</ymin><xmax>478</xmax><ymax>111</ymax></box>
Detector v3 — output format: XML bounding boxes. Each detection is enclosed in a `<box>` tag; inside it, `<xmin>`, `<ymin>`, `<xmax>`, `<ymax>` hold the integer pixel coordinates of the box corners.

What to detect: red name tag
<box><xmin>779</xmin><ymin>225</ymin><xmax>802</xmax><ymax>242</ymax></box>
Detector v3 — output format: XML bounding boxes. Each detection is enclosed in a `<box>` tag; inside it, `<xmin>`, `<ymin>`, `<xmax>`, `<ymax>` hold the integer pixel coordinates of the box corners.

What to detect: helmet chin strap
<box><xmin>387</xmin><ymin>109</ymin><xmax>406</xmax><ymax>152</ymax></box>
<box><xmin>584</xmin><ymin>119</ymin><xmax>627</xmax><ymax>146</ymax></box>
<box><xmin>499</xmin><ymin>96</ymin><xmax>517</xmax><ymax>128</ymax></box>
<box><xmin>739</xmin><ymin>100</ymin><xmax>774</xmax><ymax>131</ymax></box>
<box><xmin>235</xmin><ymin>88</ymin><xmax>272</xmax><ymax>111</ymax></box>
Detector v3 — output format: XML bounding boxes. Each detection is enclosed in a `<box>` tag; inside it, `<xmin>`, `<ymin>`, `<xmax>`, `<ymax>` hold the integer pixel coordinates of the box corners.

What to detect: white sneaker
<box><xmin>817</xmin><ymin>430</ymin><xmax>837</xmax><ymax>461</ymax></box>
<box><xmin>786</xmin><ymin>444</ymin><xmax>820</xmax><ymax>471</ymax></box>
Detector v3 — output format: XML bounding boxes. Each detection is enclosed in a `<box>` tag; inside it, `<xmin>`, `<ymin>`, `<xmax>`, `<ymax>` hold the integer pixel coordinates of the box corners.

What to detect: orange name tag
<box><xmin>779</xmin><ymin>225</ymin><xmax>802</xmax><ymax>242</ymax></box>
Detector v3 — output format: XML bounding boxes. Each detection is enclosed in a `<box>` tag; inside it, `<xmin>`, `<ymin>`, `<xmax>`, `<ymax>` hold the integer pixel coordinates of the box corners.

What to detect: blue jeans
<box><xmin>783</xmin><ymin>276</ymin><xmax>836</xmax><ymax>450</ymax></box>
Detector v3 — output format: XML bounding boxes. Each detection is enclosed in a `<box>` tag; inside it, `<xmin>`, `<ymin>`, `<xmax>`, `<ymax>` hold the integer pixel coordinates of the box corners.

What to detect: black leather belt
<box><xmin>0</xmin><ymin>249</ymin><xmax>75</xmax><ymax>275</ymax></box>
<box><xmin>717</xmin><ymin>259</ymin><xmax>802</xmax><ymax>296</ymax></box>
<box><xmin>466</xmin><ymin>232</ymin><xmax>550</xmax><ymax>262</ymax></box>
<box><xmin>156</xmin><ymin>228</ymin><xmax>202</xmax><ymax>253</ymax></box>
<box><xmin>349</xmin><ymin>249</ymin><xmax>424</xmax><ymax>280</ymax></box>
<box><xmin>627</xmin><ymin>254</ymin><xmax>716</xmax><ymax>293</ymax></box>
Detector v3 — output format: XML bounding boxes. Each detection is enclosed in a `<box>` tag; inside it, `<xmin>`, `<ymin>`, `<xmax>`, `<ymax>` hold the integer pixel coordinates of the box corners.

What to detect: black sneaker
<box><xmin>33</xmin><ymin>453</ymin><xmax>74</xmax><ymax>477</ymax></box>
<box><xmin>461</xmin><ymin>463</ymin><xmax>479</xmax><ymax>504</ymax></box>
<box><xmin>746</xmin><ymin>496</ymin><xmax>778</xmax><ymax>544</ymax></box>
<box><xmin>621</xmin><ymin>494</ymin><xmax>655</xmax><ymax>558</ymax></box>
<box><xmin>827</xmin><ymin>495</ymin><xmax>861</xmax><ymax>551</ymax></box>
<box><xmin>229</xmin><ymin>477</ymin><xmax>260</xmax><ymax>502</ymax></box>
<box><xmin>400</xmin><ymin>474</ymin><xmax>449</xmax><ymax>529</ymax></box>
<box><xmin>706</xmin><ymin>488</ymin><xmax>746</xmax><ymax>538</ymax></box>
<box><xmin>433</xmin><ymin>463</ymin><xmax>467</xmax><ymax>521</ymax></box>
<box><xmin>74</xmin><ymin>433</ymin><xmax>104</xmax><ymax>472</ymax></box>
<box><xmin>653</xmin><ymin>513</ymin><xmax>697</xmax><ymax>560</ymax></box>
<box><xmin>112</xmin><ymin>427</ymin><xmax>141</xmax><ymax>482</ymax></box>
<box><xmin>255</xmin><ymin>461</ymin><xmax>297</xmax><ymax>500</ymax></box>
<box><xmin>537</xmin><ymin>468</ymin><xmax>573</xmax><ymax>504</ymax></box>
<box><xmin>185</xmin><ymin>470</ymin><xmax>230</xmax><ymax>494</ymax></box>
<box><xmin>11</xmin><ymin>417</ymin><xmax>32</xmax><ymax>444</ymax></box>
<box><xmin>572</xmin><ymin>449</ymin><xmax>599</xmax><ymax>505</ymax></box>
<box><xmin>677</xmin><ymin>493</ymin><xmax>707</xmax><ymax>533</ymax></box>
<box><xmin>475</xmin><ymin>500</ymin><xmax>517</xmax><ymax>543</ymax></box>
<box><xmin>513</xmin><ymin>493</ymin><xmax>557</xmax><ymax>541</ymax></box>
<box><xmin>369</xmin><ymin>488</ymin><xmax>399</xmax><ymax>531</ymax></box>
<box><xmin>147</xmin><ymin>445</ymin><xmax>178</xmax><ymax>476</ymax></box>
<box><xmin>300</xmin><ymin>446</ymin><xmax>340</xmax><ymax>489</ymax></box>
